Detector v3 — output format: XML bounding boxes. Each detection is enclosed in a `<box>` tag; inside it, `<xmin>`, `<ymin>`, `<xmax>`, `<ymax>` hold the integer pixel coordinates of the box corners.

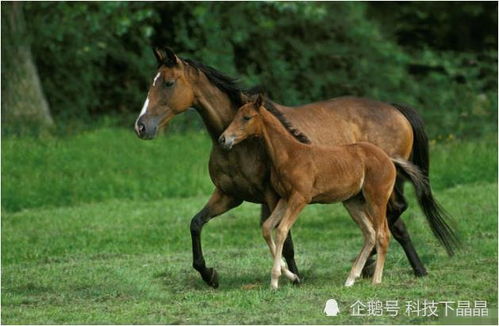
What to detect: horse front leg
<box><xmin>269</xmin><ymin>196</ymin><xmax>306</xmax><ymax>289</ymax></box>
<box><xmin>261</xmin><ymin>200</ymin><xmax>300</xmax><ymax>285</ymax></box>
<box><xmin>190</xmin><ymin>188</ymin><xmax>242</xmax><ymax>288</ymax></box>
<box><xmin>261</xmin><ymin>203</ymin><xmax>301</xmax><ymax>282</ymax></box>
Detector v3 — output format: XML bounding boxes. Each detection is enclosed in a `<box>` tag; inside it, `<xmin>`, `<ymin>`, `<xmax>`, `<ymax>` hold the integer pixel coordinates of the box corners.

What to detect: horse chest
<box><xmin>208</xmin><ymin>140</ymin><xmax>268</xmax><ymax>202</ymax></box>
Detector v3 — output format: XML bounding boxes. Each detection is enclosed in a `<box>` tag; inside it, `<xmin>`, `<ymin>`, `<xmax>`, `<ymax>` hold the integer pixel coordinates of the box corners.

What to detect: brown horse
<box><xmin>219</xmin><ymin>95</ymin><xmax>429</xmax><ymax>288</ymax></box>
<box><xmin>135</xmin><ymin>47</ymin><xmax>458</xmax><ymax>288</ymax></box>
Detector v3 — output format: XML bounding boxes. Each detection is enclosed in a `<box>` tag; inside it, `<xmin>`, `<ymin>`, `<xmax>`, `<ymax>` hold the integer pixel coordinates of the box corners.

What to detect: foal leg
<box><xmin>344</xmin><ymin>200</ymin><xmax>376</xmax><ymax>287</ymax></box>
<box><xmin>371</xmin><ymin>205</ymin><xmax>391</xmax><ymax>285</ymax></box>
<box><xmin>190</xmin><ymin>188</ymin><xmax>242</xmax><ymax>288</ymax></box>
<box><xmin>261</xmin><ymin>203</ymin><xmax>300</xmax><ymax>280</ymax></box>
<box><xmin>362</xmin><ymin>178</ymin><xmax>428</xmax><ymax>278</ymax></box>
<box><xmin>262</xmin><ymin>200</ymin><xmax>299</xmax><ymax>283</ymax></box>
<box><xmin>270</xmin><ymin>197</ymin><xmax>306</xmax><ymax>289</ymax></box>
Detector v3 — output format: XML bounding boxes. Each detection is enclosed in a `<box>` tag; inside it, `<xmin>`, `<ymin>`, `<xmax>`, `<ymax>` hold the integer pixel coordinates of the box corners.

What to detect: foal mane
<box><xmin>262</xmin><ymin>100</ymin><xmax>311</xmax><ymax>144</ymax></box>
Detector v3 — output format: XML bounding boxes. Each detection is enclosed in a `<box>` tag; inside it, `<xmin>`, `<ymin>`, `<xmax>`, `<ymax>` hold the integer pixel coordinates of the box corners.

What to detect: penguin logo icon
<box><xmin>324</xmin><ymin>299</ymin><xmax>340</xmax><ymax>316</ymax></box>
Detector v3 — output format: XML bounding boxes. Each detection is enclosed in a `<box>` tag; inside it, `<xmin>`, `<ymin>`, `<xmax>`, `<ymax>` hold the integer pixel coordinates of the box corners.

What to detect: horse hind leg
<box><xmin>373</xmin><ymin>218</ymin><xmax>390</xmax><ymax>284</ymax></box>
<box><xmin>343</xmin><ymin>200</ymin><xmax>376</xmax><ymax>287</ymax></box>
<box><xmin>387</xmin><ymin>178</ymin><xmax>427</xmax><ymax>277</ymax></box>
<box><xmin>365</xmin><ymin>178</ymin><xmax>393</xmax><ymax>285</ymax></box>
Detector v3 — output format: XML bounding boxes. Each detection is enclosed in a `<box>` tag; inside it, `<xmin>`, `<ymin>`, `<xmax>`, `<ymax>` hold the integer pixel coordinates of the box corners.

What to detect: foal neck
<box><xmin>259</xmin><ymin>108</ymin><xmax>307</xmax><ymax>167</ymax></box>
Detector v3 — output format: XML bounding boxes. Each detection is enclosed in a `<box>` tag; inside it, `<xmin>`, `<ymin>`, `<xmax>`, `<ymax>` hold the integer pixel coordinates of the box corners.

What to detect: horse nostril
<box><xmin>138</xmin><ymin>123</ymin><xmax>145</xmax><ymax>134</ymax></box>
<box><xmin>219</xmin><ymin>135</ymin><xmax>225</xmax><ymax>145</ymax></box>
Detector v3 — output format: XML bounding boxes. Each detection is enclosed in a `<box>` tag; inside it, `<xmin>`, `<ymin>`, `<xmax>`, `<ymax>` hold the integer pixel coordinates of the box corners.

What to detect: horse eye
<box><xmin>164</xmin><ymin>80</ymin><xmax>175</xmax><ymax>88</ymax></box>
<box><xmin>243</xmin><ymin>116</ymin><xmax>252</xmax><ymax>121</ymax></box>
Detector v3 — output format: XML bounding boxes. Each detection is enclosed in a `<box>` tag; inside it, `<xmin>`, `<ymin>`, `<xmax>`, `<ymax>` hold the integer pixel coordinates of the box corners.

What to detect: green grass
<box><xmin>1</xmin><ymin>129</ymin><xmax>498</xmax><ymax>324</ymax></box>
<box><xmin>1</xmin><ymin>129</ymin><xmax>497</xmax><ymax>213</ymax></box>
<box><xmin>1</xmin><ymin>128</ymin><xmax>213</xmax><ymax>212</ymax></box>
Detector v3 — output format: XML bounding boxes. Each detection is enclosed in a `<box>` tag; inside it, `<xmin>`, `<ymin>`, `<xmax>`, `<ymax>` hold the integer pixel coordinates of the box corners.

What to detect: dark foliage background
<box><xmin>21</xmin><ymin>1</ymin><xmax>498</xmax><ymax>138</ymax></box>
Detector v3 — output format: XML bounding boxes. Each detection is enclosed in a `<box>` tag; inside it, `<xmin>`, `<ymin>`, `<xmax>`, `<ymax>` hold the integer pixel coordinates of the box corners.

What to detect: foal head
<box><xmin>135</xmin><ymin>47</ymin><xmax>195</xmax><ymax>139</ymax></box>
<box><xmin>218</xmin><ymin>95</ymin><xmax>265</xmax><ymax>150</ymax></box>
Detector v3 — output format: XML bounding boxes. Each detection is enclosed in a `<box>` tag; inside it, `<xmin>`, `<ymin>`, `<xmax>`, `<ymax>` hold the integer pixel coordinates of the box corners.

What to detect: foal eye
<box><xmin>164</xmin><ymin>80</ymin><xmax>175</xmax><ymax>88</ymax></box>
<box><xmin>243</xmin><ymin>116</ymin><xmax>252</xmax><ymax>121</ymax></box>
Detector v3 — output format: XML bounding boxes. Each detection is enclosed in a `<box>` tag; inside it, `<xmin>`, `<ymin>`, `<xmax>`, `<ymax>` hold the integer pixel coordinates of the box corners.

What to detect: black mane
<box><xmin>179</xmin><ymin>58</ymin><xmax>310</xmax><ymax>144</ymax></box>
<box><xmin>263</xmin><ymin>100</ymin><xmax>311</xmax><ymax>144</ymax></box>
<box><xmin>182</xmin><ymin>58</ymin><xmax>245</xmax><ymax>108</ymax></box>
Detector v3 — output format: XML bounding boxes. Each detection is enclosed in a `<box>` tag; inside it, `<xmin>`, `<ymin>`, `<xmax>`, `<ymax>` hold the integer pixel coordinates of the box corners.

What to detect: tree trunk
<box><xmin>1</xmin><ymin>2</ymin><xmax>53</xmax><ymax>130</ymax></box>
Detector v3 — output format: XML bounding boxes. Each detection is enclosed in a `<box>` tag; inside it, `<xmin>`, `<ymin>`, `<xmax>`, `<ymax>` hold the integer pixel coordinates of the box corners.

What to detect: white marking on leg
<box><xmin>280</xmin><ymin>259</ymin><xmax>298</xmax><ymax>282</ymax></box>
<box><xmin>343</xmin><ymin>200</ymin><xmax>376</xmax><ymax>286</ymax></box>
<box><xmin>345</xmin><ymin>278</ymin><xmax>355</xmax><ymax>287</ymax></box>
<box><xmin>271</xmin><ymin>262</ymin><xmax>281</xmax><ymax>289</ymax></box>
<box><xmin>372</xmin><ymin>225</ymin><xmax>389</xmax><ymax>285</ymax></box>
<box><xmin>153</xmin><ymin>72</ymin><xmax>161</xmax><ymax>86</ymax></box>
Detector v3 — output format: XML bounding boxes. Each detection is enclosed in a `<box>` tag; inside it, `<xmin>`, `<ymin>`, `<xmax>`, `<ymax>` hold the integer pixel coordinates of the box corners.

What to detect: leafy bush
<box><xmin>22</xmin><ymin>2</ymin><xmax>497</xmax><ymax>139</ymax></box>
<box><xmin>25</xmin><ymin>2</ymin><xmax>159</xmax><ymax>122</ymax></box>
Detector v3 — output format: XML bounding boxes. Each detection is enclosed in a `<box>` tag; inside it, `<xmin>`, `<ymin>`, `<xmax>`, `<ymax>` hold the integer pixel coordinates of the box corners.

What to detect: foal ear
<box><xmin>153</xmin><ymin>47</ymin><xmax>178</xmax><ymax>67</ymax></box>
<box><xmin>254</xmin><ymin>94</ymin><xmax>264</xmax><ymax>110</ymax></box>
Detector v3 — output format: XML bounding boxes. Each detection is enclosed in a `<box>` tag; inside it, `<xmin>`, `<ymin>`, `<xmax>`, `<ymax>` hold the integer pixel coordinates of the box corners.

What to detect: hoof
<box><xmin>361</xmin><ymin>259</ymin><xmax>376</xmax><ymax>278</ymax></box>
<box><xmin>203</xmin><ymin>268</ymin><xmax>219</xmax><ymax>288</ymax></box>
<box><xmin>292</xmin><ymin>275</ymin><xmax>301</xmax><ymax>286</ymax></box>
<box><xmin>270</xmin><ymin>279</ymin><xmax>279</xmax><ymax>290</ymax></box>
<box><xmin>414</xmin><ymin>268</ymin><xmax>428</xmax><ymax>277</ymax></box>
<box><xmin>344</xmin><ymin>279</ymin><xmax>355</xmax><ymax>287</ymax></box>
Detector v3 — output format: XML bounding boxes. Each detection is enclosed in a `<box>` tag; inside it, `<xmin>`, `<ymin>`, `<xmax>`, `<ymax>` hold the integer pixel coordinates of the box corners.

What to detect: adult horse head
<box><xmin>135</xmin><ymin>47</ymin><xmax>195</xmax><ymax>139</ymax></box>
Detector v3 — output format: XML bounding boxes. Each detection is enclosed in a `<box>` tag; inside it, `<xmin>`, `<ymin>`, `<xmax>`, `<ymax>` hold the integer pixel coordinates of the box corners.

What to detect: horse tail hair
<box><xmin>391</xmin><ymin>103</ymin><xmax>429</xmax><ymax>174</ymax></box>
<box><xmin>390</xmin><ymin>102</ymin><xmax>460</xmax><ymax>256</ymax></box>
<box><xmin>392</xmin><ymin>157</ymin><xmax>461</xmax><ymax>256</ymax></box>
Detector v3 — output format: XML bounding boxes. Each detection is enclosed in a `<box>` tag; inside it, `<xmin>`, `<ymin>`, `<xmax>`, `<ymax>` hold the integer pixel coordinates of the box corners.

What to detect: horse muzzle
<box><xmin>135</xmin><ymin>116</ymin><xmax>159</xmax><ymax>140</ymax></box>
<box><xmin>218</xmin><ymin>134</ymin><xmax>235</xmax><ymax>150</ymax></box>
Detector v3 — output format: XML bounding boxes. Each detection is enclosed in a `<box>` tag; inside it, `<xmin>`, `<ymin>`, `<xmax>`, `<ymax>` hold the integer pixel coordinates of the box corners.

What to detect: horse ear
<box><xmin>153</xmin><ymin>47</ymin><xmax>166</xmax><ymax>64</ymax></box>
<box><xmin>254</xmin><ymin>94</ymin><xmax>263</xmax><ymax>110</ymax></box>
<box><xmin>153</xmin><ymin>47</ymin><xmax>178</xmax><ymax>67</ymax></box>
<box><xmin>163</xmin><ymin>47</ymin><xmax>178</xmax><ymax>67</ymax></box>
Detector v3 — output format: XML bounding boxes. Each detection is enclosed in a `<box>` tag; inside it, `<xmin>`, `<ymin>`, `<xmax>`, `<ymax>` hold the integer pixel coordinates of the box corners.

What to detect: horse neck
<box><xmin>190</xmin><ymin>73</ymin><xmax>237</xmax><ymax>141</ymax></box>
<box><xmin>259</xmin><ymin>108</ymin><xmax>305</xmax><ymax>168</ymax></box>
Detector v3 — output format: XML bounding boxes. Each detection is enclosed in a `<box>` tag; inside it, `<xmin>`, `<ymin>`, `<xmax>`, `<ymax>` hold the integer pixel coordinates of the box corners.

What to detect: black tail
<box><xmin>391</xmin><ymin>103</ymin><xmax>461</xmax><ymax>256</ymax></box>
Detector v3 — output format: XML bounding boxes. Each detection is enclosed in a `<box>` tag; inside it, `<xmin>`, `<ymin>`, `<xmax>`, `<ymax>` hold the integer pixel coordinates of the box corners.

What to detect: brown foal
<box><xmin>219</xmin><ymin>95</ymin><xmax>425</xmax><ymax>288</ymax></box>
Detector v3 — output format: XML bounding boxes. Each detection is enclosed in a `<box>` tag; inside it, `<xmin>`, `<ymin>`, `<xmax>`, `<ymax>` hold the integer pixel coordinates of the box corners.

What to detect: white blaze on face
<box><xmin>139</xmin><ymin>98</ymin><xmax>149</xmax><ymax>117</ymax></box>
<box><xmin>135</xmin><ymin>72</ymin><xmax>160</xmax><ymax>133</ymax></box>
<box><xmin>135</xmin><ymin>97</ymin><xmax>150</xmax><ymax>133</ymax></box>
<box><xmin>153</xmin><ymin>72</ymin><xmax>161</xmax><ymax>86</ymax></box>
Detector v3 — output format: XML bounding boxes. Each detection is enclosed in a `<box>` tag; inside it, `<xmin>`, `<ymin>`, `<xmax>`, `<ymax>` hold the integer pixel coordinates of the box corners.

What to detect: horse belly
<box><xmin>311</xmin><ymin>185</ymin><xmax>360</xmax><ymax>204</ymax></box>
<box><xmin>214</xmin><ymin>173</ymin><xmax>265</xmax><ymax>203</ymax></box>
<box><xmin>310</xmin><ymin>171</ymin><xmax>363</xmax><ymax>204</ymax></box>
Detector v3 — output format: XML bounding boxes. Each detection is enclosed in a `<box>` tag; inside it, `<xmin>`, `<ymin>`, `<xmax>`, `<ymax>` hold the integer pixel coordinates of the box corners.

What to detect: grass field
<box><xmin>2</xmin><ymin>128</ymin><xmax>498</xmax><ymax>324</ymax></box>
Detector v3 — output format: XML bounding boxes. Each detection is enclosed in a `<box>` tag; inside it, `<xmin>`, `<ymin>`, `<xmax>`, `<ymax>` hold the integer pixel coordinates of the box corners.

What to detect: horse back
<box><xmin>277</xmin><ymin>96</ymin><xmax>414</xmax><ymax>159</ymax></box>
